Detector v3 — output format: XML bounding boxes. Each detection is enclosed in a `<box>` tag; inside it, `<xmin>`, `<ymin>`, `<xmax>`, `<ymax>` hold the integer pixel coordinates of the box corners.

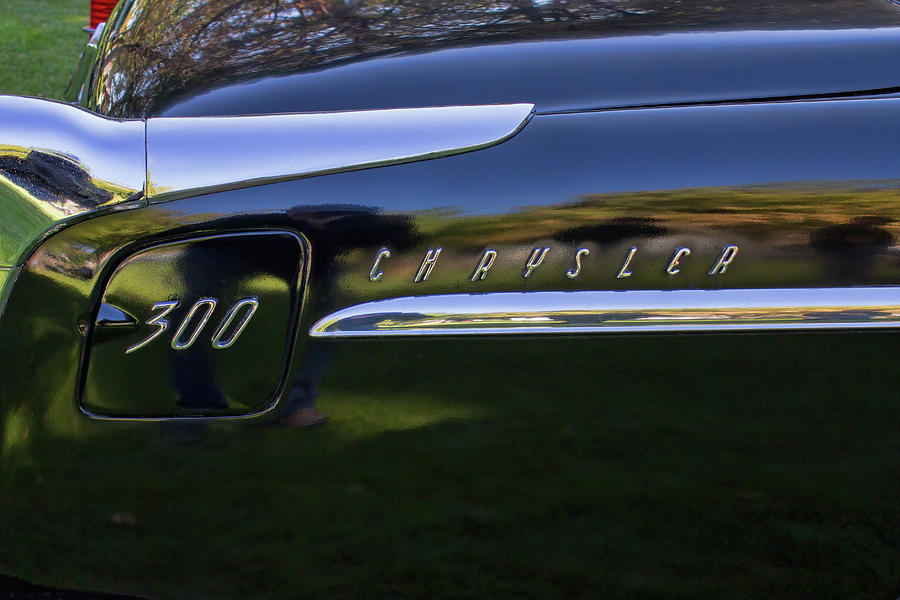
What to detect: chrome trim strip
<box><xmin>0</xmin><ymin>98</ymin><xmax>534</xmax><ymax>265</ymax></box>
<box><xmin>66</xmin><ymin>22</ymin><xmax>107</xmax><ymax>102</ymax></box>
<box><xmin>309</xmin><ymin>288</ymin><xmax>900</xmax><ymax>337</ymax></box>
<box><xmin>145</xmin><ymin>103</ymin><xmax>535</xmax><ymax>199</ymax></box>
<box><xmin>0</xmin><ymin>96</ymin><xmax>145</xmax><ymax>199</ymax></box>
<box><xmin>87</xmin><ymin>22</ymin><xmax>106</xmax><ymax>47</ymax></box>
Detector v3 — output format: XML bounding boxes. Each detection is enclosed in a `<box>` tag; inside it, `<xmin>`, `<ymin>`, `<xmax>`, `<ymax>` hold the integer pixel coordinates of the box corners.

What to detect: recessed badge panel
<box><xmin>82</xmin><ymin>232</ymin><xmax>305</xmax><ymax>418</ymax></box>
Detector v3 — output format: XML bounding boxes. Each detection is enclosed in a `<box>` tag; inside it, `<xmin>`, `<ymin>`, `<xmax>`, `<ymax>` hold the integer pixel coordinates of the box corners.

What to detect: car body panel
<box><xmin>78</xmin><ymin>0</ymin><xmax>900</xmax><ymax>118</ymax></box>
<box><xmin>2</xmin><ymin>0</ymin><xmax>899</xmax><ymax>598</ymax></box>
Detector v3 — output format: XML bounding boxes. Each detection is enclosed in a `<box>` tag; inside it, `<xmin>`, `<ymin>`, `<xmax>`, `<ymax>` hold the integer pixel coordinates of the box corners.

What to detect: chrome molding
<box><xmin>145</xmin><ymin>103</ymin><xmax>535</xmax><ymax>198</ymax></box>
<box><xmin>0</xmin><ymin>96</ymin><xmax>145</xmax><ymax>266</ymax></box>
<box><xmin>66</xmin><ymin>22</ymin><xmax>107</xmax><ymax>103</ymax></box>
<box><xmin>309</xmin><ymin>287</ymin><xmax>900</xmax><ymax>337</ymax></box>
<box><xmin>0</xmin><ymin>97</ymin><xmax>534</xmax><ymax>267</ymax></box>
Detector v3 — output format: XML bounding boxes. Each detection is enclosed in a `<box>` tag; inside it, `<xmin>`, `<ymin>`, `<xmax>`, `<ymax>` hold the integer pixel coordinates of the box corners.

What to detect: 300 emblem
<box><xmin>125</xmin><ymin>297</ymin><xmax>260</xmax><ymax>355</ymax></box>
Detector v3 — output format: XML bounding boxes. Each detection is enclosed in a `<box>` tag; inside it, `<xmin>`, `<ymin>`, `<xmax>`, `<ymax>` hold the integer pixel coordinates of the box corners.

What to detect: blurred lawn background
<box><xmin>0</xmin><ymin>0</ymin><xmax>91</xmax><ymax>99</ymax></box>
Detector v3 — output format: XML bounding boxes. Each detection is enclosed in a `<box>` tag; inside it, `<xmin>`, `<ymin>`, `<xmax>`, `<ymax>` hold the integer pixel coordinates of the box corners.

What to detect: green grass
<box><xmin>0</xmin><ymin>0</ymin><xmax>91</xmax><ymax>100</ymax></box>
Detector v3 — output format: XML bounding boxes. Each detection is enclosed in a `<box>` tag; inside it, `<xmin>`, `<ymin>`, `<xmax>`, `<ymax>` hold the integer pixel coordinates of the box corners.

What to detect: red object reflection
<box><xmin>90</xmin><ymin>0</ymin><xmax>117</xmax><ymax>29</ymax></box>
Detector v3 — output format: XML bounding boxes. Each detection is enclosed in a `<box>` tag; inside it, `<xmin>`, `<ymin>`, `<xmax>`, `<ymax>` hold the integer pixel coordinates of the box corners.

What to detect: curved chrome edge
<box><xmin>64</xmin><ymin>22</ymin><xmax>106</xmax><ymax>103</ymax></box>
<box><xmin>0</xmin><ymin>98</ymin><xmax>535</xmax><ymax>263</ymax></box>
<box><xmin>0</xmin><ymin>96</ymin><xmax>145</xmax><ymax>195</ymax></box>
<box><xmin>145</xmin><ymin>103</ymin><xmax>535</xmax><ymax>199</ymax></box>
<box><xmin>309</xmin><ymin>288</ymin><xmax>900</xmax><ymax>338</ymax></box>
<box><xmin>0</xmin><ymin>96</ymin><xmax>146</xmax><ymax>266</ymax></box>
<box><xmin>0</xmin><ymin>267</ymin><xmax>19</xmax><ymax>321</ymax></box>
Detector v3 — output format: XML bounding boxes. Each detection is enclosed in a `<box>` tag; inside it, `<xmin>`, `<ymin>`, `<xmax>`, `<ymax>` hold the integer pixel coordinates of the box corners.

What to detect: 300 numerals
<box><xmin>125</xmin><ymin>297</ymin><xmax>259</xmax><ymax>355</ymax></box>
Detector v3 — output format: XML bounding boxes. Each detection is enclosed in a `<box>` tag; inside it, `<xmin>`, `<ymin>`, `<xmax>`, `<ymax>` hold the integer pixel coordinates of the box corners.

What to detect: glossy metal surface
<box><xmin>0</xmin><ymin>96</ymin><xmax>145</xmax><ymax>267</ymax></box>
<box><xmin>169</xmin><ymin>298</ymin><xmax>218</xmax><ymax>351</ymax></box>
<box><xmin>0</xmin><ymin>267</ymin><xmax>18</xmax><ymax>320</ymax></box>
<box><xmin>413</xmin><ymin>248</ymin><xmax>443</xmax><ymax>284</ymax></box>
<box><xmin>64</xmin><ymin>21</ymin><xmax>106</xmax><ymax>104</ymax></box>
<box><xmin>274</xmin><ymin>99</ymin><xmax>899</xmax><ymax>315</ymax></box>
<box><xmin>309</xmin><ymin>287</ymin><xmax>900</xmax><ymax>338</ymax></box>
<box><xmin>471</xmin><ymin>249</ymin><xmax>499</xmax><ymax>282</ymax></box>
<box><xmin>84</xmin><ymin>0</ymin><xmax>900</xmax><ymax>118</ymax></box>
<box><xmin>565</xmin><ymin>248</ymin><xmax>590</xmax><ymax>279</ymax></box>
<box><xmin>708</xmin><ymin>245</ymin><xmax>740</xmax><ymax>276</ymax></box>
<box><xmin>145</xmin><ymin>104</ymin><xmax>534</xmax><ymax>198</ymax></box>
<box><xmin>616</xmin><ymin>247</ymin><xmax>637</xmax><ymax>279</ymax></box>
<box><xmin>1</xmin><ymin>91</ymin><xmax>898</xmax><ymax>597</ymax></box>
<box><xmin>3</xmin><ymin>33</ymin><xmax>900</xmax><ymax>594</ymax></box>
<box><xmin>368</xmin><ymin>248</ymin><xmax>391</xmax><ymax>282</ymax></box>
<box><xmin>210</xmin><ymin>297</ymin><xmax>260</xmax><ymax>350</ymax></box>
<box><xmin>0</xmin><ymin>95</ymin><xmax>534</xmax><ymax>254</ymax></box>
<box><xmin>82</xmin><ymin>232</ymin><xmax>305</xmax><ymax>419</ymax></box>
<box><xmin>523</xmin><ymin>247</ymin><xmax>550</xmax><ymax>279</ymax></box>
<box><xmin>124</xmin><ymin>300</ymin><xmax>178</xmax><ymax>355</ymax></box>
<box><xmin>665</xmin><ymin>247</ymin><xmax>692</xmax><ymax>276</ymax></box>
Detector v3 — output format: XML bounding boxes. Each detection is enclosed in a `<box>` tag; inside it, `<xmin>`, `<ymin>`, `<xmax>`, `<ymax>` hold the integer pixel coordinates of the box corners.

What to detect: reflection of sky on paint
<box><xmin>196</xmin><ymin>98</ymin><xmax>899</xmax><ymax>218</ymax></box>
<box><xmin>161</xmin><ymin>29</ymin><xmax>900</xmax><ymax>118</ymax></box>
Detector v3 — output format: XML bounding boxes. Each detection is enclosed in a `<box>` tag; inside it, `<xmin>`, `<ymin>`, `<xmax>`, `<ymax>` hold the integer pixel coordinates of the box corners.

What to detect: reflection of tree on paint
<box><xmin>553</xmin><ymin>217</ymin><xmax>668</xmax><ymax>247</ymax></box>
<box><xmin>279</xmin><ymin>204</ymin><xmax>417</xmax><ymax>426</ymax></box>
<box><xmin>811</xmin><ymin>216</ymin><xmax>896</xmax><ymax>283</ymax></box>
<box><xmin>169</xmin><ymin>241</ymin><xmax>245</xmax><ymax>411</ymax></box>
<box><xmin>168</xmin><ymin>237</ymin><xmax>300</xmax><ymax>413</ymax></box>
<box><xmin>0</xmin><ymin>150</ymin><xmax>114</xmax><ymax>208</ymax></box>
<box><xmin>417</xmin><ymin>184</ymin><xmax>900</xmax><ymax>248</ymax></box>
<box><xmin>92</xmin><ymin>0</ymin><xmax>900</xmax><ymax>117</ymax></box>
